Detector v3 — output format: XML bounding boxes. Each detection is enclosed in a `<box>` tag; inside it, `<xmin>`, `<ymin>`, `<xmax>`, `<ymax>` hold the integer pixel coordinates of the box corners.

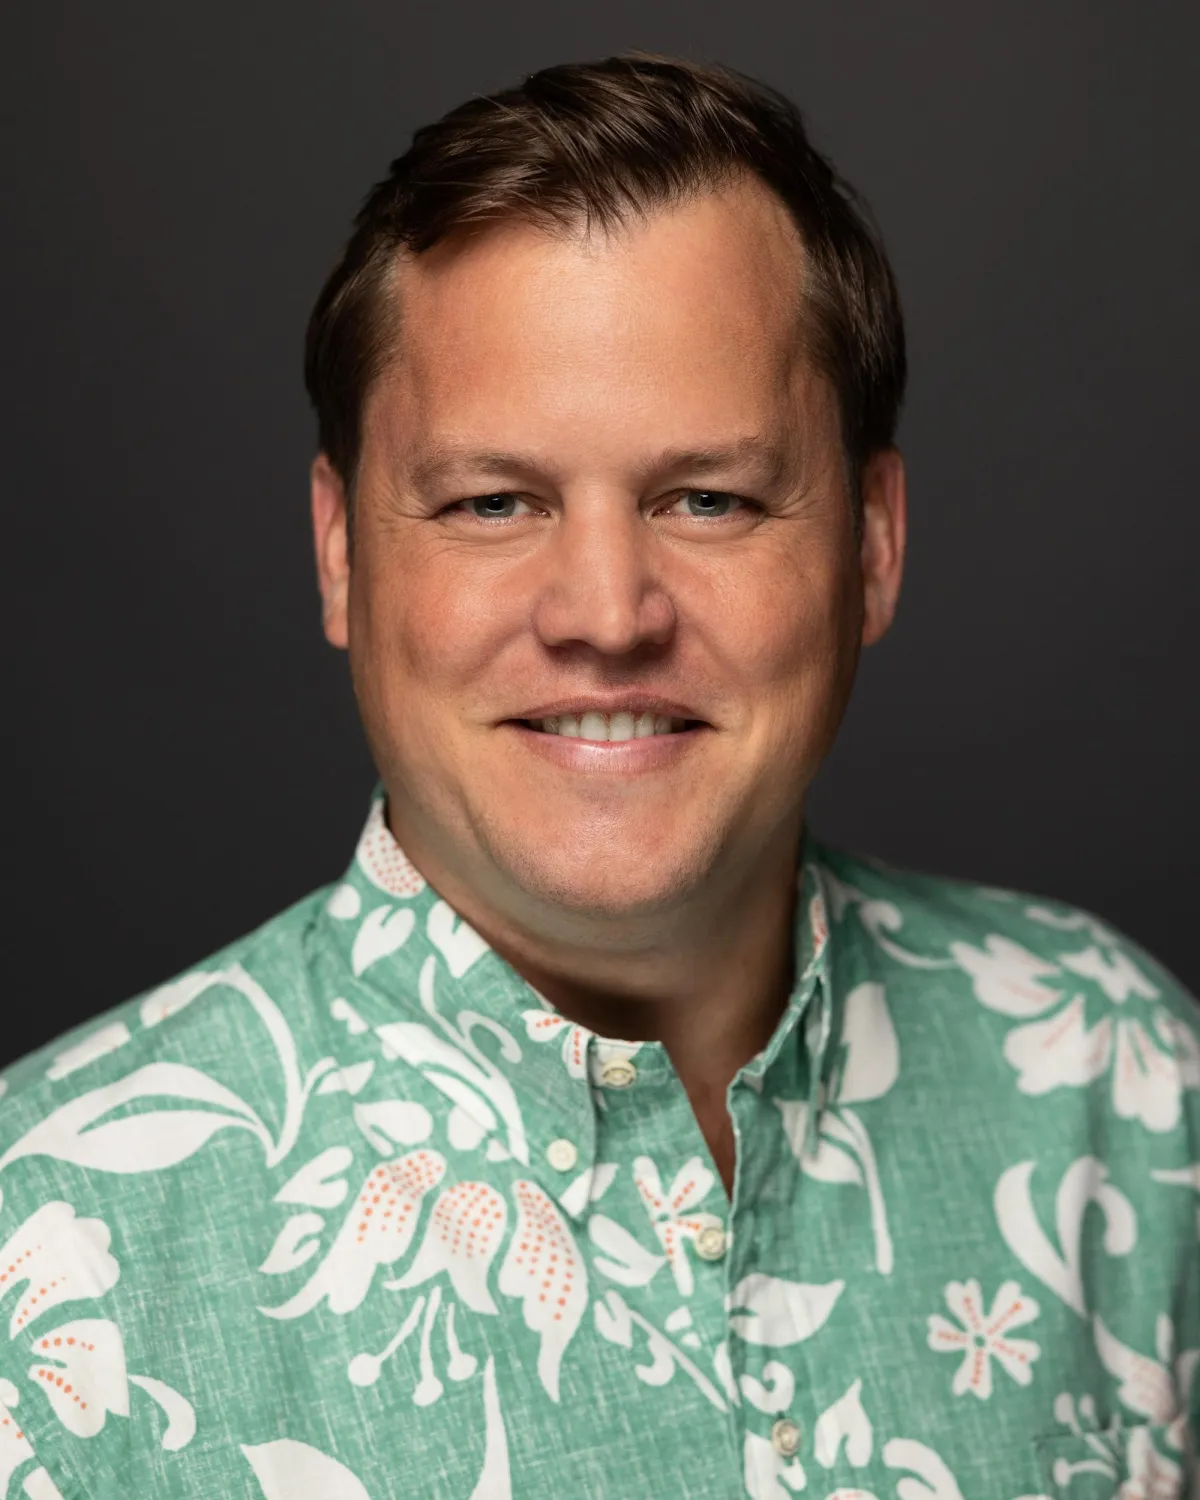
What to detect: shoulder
<box><xmin>813</xmin><ymin>839</ymin><xmax>1199</xmax><ymax>1139</ymax></box>
<box><xmin>0</xmin><ymin>884</ymin><xmax>334</xmax><ymax>1148</ymax></box>
<box><xmin>815</xmin><ymin>839</ymin><xmax>1197</xmax><ymax>1021</ymax></box>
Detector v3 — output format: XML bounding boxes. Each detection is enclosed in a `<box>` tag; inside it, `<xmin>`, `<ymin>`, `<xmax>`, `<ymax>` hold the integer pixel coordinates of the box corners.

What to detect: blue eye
<box><xmin>469</xmin><ymin>495</ymin><xmax>521</xmax><ymax>519</ymax></box>
<box><xmin>680</xmin><ymin>491</ymin><xmax>740</xmax><ymax>517</ymax></box>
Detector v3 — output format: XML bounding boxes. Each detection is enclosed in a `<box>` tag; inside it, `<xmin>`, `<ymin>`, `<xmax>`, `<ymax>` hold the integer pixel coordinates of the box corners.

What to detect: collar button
<box><xmin>599</xmin><ymin>1058</ymin><xmax>637</xmax><ymax>1090</ymax></box>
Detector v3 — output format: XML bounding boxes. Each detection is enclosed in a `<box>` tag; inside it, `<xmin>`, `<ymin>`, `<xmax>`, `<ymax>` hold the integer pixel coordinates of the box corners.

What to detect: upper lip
<box><xmin>508</xmin><ymin>697</ymin><xmax>708</xmax><ymax>723</ymax></box>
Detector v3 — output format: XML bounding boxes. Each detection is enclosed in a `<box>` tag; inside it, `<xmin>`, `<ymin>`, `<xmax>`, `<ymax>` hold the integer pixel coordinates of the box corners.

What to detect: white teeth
<box><xmin>534</xmin><ymin>712</ymin><xmax>691</xmax><ymax>740</ymax></box>
<box><xmin>578</xmin><ymin>710</ymin><xmax>608</xmax><ymax>741</ymax></box>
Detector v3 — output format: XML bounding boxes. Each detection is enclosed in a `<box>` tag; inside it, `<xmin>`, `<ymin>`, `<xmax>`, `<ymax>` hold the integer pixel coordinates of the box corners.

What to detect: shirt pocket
<box><xmin>1034</xmin><ymin>1419</ymin><xmax>1191</xmax><ymax>1497</ymax></box>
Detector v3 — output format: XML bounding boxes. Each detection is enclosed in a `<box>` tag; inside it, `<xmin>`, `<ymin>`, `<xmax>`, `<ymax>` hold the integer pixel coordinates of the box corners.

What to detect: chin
<box><xmin>483</xmin><ymin>819</ymin><xmax>714</xmax><ymax>923</ymax></box>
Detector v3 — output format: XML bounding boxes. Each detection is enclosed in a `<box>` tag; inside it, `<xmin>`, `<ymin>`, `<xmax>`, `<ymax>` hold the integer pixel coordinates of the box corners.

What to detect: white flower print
<box><xmin>0</xmin><ymin>1204</ymin><xmax>194</xmax><ymax>1452</ymax></box>
<box><xmin>392</xmin><ymin>1181</ymin><xmax>508</xmax><ymax>1314</ymax></box>
<box><xmin>29</xmin><ymin>1317</ymin><xmax>129</xmax><ymax>1439</ymax></box>
<box><xmin>0</xmin><ymin>1202</ymin><xmax>119</xmax><ymax>1338</ymax></box>
<box><xmin>926</xmin><ymin>1279</ymin><xmax>1040</xmax><ymax>1399</ymax></box>
<box><xmin>1046</xmin><ymin>1309</ymin><xmax>1197</xmax><ymax>1494</ymax></box>
<box><xmin>1048</xmin><ymin>1393</ymin><xmax>1186</xmax><ymax>1498</ymax></box>
<box><xmin>260</xmin><ymin>1150</ymin><xmax>446</xmax><ymax>1319</ymax></box>
<box><xmin>951</xmin><ymin>931</ymin><xmax>1200</xmax><ymax>1132</ymax></box>
<box><xmin>632</xmin><ymin>1155</ymin><xmax>722</xmax><ymax>1297</ymax></box>
<box><xmin>1115</xmin><ymin>1424</ymin><xmax>1184</xmax><ymax>1500</ymax></box>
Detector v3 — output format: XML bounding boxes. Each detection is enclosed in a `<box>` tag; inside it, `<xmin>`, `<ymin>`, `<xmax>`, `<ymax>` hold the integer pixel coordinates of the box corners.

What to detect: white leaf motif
<box><xmin>814</xmin><ymin>1377</ymin><xmax>873</xmax><ymax>1468</ymax></box>
<box><xmin>468</xmin><ymin>1357</ymin><xmax>512</xmax><ymax>1500</ymax></box>
<box><xmin>838</xmin><ymin>982</ymin><xmax>899</xmax><ymax>1102</ymax></box>
<box><xmin>127</xmin><ymin>1374</ymin><xmax>195</xmax><ymax>1451</ymax></box>
<box><xmin>738</xmin><ymin>1360</ymin><xmax>795</xmax><ymax>1415</ymax></box>
<box><xmin>776</xmin><ymin>1101</ymin><xmax>862</xmax><ymax>1183</ymax></box>
<box><xmin>259</xmin><ymin>1213</ymin><xmax>326</xmax><ymax>1275</ymax></box>
<box><xmin>594</xmin><ymin>1290</ymin><xmax>634</xmax><ymax>1348</ymax></box>
<box><xmin>588</xmin><ymin>1215</ymin><xmax>667</xmax><ymax>1287</ymax></box>
<box><xmin>243</xmin><ymin>1438</ymin><xmax>372</xmax><ymax>1500</ymax></box>
<box><xmin>994</xmin><ymin>1157</ymin><xmax>1136</xmax><ymax>1317</ymax></box>
<box><xmin>427</xmin><ymin>902</ymin><xmax>490</xmax><ymax>977</ymax></box>
<box><xmin>317</xmin><ymin>1062</ymin><xmax>375</xmax><ymax>1097</ymax></box>
<box><xmin>0</xmin><ymin>1063</ymin><xmax>267</xmax><ymax>1175</ymax></box>
<box><xmin>727</xmin><ymin>1273</ymin><xmax>844</xmax><ymax>1346</ymax></box>
<box><xmin>351</xmin><ymin>906</ymin><xmax>415</xmax><ymax>977</ymax></box>
<box><xmin>883</xmin><ymin>1438</ymin><xmax>964</xmax><ymax>1500</ymax></box>
<box><xmin>325</xmin><ymin>883</ymin><xmax>362</xmax><ymax>920</ymax></box>
<box><xmin>46</xmin><ymin>1024</ymin><xmax>132</xmax><ymax>1082</ymax></box>
<box><xmin>352</xmin><ymin>1100</ymin><xmax>433</xmax><ymax>1155</ymax></box>
<box><xmin>274</xmin><ymin>1146</ymin><xmax>354</xmax><ymax>1209</ymax></box>
<box><xmin>743</xmin><ymin>1431</ymin><xmax>807</xmax><ymax>1498</ymax></box>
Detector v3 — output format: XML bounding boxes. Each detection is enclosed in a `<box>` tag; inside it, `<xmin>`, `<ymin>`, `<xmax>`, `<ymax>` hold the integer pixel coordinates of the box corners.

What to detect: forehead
<box><xmin>363</xmin><ymin>178</ymin><xmax>825</xmax><ymax>466</ymax></box>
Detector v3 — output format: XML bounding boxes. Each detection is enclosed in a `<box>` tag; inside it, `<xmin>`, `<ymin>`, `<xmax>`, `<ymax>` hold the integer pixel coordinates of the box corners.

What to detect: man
<box><xmin>0</xmin><ymin>51</ymin><xmax>1195</xmax><ymax>1500</ymax></box>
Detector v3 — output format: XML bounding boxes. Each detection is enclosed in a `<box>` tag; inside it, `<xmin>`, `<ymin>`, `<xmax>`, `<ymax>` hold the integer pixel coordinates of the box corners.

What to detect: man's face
<box><xmin>314</xmin><ymin>177</ymin><xmax>905</xmax><ymax>931</ymax></box>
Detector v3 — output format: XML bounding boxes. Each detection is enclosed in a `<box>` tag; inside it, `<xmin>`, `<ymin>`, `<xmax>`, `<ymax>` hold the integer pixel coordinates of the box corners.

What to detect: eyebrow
<box><xmin>406</xmin><ymin>435</ymin><xmax>793</xmax><ymax>491</ymax></box>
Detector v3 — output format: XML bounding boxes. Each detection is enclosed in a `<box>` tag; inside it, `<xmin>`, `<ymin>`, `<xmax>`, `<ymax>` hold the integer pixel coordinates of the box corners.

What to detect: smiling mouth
<box><xmin>515</xmin><ymin>712</ymin><xmax>704</xmax><ymax>741</ymax></box>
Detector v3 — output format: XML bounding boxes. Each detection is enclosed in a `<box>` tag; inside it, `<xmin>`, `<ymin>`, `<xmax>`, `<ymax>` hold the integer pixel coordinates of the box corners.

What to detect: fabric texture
<box><xmin>0</xmin><ymin>794</ymin><xmax>1196</xmax><ymax>1499</ymax></box>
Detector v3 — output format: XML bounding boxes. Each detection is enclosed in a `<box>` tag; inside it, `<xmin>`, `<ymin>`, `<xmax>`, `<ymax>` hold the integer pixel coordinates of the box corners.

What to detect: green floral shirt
<box><xmin>0</xmin><ymin>796</ymin><xmax>1197</xmax><ymax>1500</ymax></box>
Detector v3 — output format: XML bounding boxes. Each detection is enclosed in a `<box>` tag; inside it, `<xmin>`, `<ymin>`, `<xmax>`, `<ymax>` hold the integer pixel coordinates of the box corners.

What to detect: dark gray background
<box><xmin>4</xmin><ymin>0</ymin><xmax>1197</xmax><ymax>1067</ymax></box>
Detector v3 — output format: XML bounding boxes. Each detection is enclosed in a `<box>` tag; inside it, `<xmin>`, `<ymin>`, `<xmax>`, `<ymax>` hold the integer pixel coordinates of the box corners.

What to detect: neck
<box><xmin>394</xmin><ymin>814</ymin><xmax>803</xmax><ymax>1196</ymax></box>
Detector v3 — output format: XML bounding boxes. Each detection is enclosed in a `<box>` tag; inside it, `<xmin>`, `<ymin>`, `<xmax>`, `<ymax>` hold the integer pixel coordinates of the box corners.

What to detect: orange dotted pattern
<box><xmin>33</xmin><ymin>1334</ymin><xmax>95</xmax><ymax>1411</ymax></box>
<box><xmin>0</xmin><ymin>1240</ymin><xmax>67</xmax><ymax>1331</ymax></box>
<box><xmin>428</xmin><ymin>1182</ymin><xmax>505</xmax><ymax>1262</ymax></box>
<box><xmin>509</xmin><ymin>1181</ymin><xmax>578</xmax><ymax>1324</ymax></box>
<box><xmin>565</xmin><ymin>1027</ymin><xmax>586</xmax><ymax>1073</ymax></box>
<box><xmin>356</xmin><ymin>808</ymin><xmax>426</xmax><ymax>897</ymax></box>
<box><xmin>354</xmin><ymin>1152</ymin><xmax>444</xmax><ymax>1248</ymax></box>
<box><xmin>0</xmin><ymin>1410</ymin><xmax>24</xmax><ymax>1441</ymax></box>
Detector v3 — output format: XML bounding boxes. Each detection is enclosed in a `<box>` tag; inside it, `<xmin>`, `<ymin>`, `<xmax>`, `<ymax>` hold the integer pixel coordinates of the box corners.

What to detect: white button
<box><xmin>546</xmin><ymin>1138</ymin><xmax>578</xmax><ymax>1172</ymax></box>
<box><xmin>771</xmin><ymin>1419</ymin><xmax>802</xmax><ymax>1457</ymax></box>
<box><xmin>599</xmin><ymin>1058</ymin><xmax>637</xmax><ymax>1089</ymax></box>
<box><xmin>694</xmin><ymin>1224</ymin><xmax>727</xmax><ymax>1261</ymax></box>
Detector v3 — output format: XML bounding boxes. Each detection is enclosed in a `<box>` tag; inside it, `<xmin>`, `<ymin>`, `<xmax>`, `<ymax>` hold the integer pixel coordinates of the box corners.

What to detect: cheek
<box><xmin>708</xmin><ymin>550</ymin><xmax>855</xmax><ymax>697</ymax></box>
<box><xmin>353</xmin><ymin>549</ymin><xmax>514</xmax><ymax>703</ymax></box>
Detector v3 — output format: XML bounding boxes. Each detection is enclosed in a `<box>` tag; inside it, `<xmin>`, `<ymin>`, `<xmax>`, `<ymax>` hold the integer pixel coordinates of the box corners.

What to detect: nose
<box><xmin>531</xmin><ymin>495</ymin><xmax>676</xmax><ymax>656</ymax></box>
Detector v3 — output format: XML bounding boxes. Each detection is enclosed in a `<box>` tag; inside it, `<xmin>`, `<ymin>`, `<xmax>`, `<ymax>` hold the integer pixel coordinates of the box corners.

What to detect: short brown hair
<box><xmin>304</xmin><ymin>51</ymin><xmax>906</xmax><ymax>514</ymax></box>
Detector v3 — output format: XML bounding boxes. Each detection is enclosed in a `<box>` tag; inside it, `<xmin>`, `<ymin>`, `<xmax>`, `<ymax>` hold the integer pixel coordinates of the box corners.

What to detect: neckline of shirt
<box><xmin>316</xmin><ymin>791</ymin><xmax>834</xmax><ymax>1216</ymax></box>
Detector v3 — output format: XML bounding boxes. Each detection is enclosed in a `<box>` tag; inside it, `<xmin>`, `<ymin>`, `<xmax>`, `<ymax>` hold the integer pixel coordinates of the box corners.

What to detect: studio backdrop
<box><xmin>4</xmin><ymin>0</ymin><xmax>1197</xmax><ymax>1065</ymax></box>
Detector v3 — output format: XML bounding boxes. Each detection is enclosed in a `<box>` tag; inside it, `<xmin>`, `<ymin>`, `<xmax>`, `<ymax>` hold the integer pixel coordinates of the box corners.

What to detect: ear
<box><xmin>311</xmin><ymin>453</ymin><xmax>350</xmax><ymax>649</ymax></box>
<box><xmin>859</xmin><ymin>447</ymin><xmax>907</xmax><ymax>648</ymax></box>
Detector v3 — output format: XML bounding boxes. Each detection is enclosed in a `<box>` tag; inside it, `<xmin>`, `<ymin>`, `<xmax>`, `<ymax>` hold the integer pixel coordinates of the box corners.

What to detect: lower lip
<box><xmin>503</xmin><ymin>721</ymin><xmax>710</xmax><ymax>773</ymax></box>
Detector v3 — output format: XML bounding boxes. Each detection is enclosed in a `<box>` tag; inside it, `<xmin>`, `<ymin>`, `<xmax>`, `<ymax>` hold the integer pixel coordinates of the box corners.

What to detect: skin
<box><xmin>312</xmin><ymin>175</ymin><xmax>907</xmax><ymax>1195</ymax></box>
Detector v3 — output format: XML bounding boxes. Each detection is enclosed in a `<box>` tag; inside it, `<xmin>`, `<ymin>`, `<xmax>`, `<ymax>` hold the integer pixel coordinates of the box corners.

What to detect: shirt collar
<box><xmin>317</xmin><ymin>793</ymin><xmax>834</xmax><ymax>1218</ymax></box>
